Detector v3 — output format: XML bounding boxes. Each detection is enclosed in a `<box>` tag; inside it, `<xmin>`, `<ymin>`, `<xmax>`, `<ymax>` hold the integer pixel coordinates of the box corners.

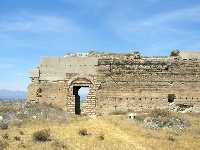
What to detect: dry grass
<box><xmin>0</xmin><ymin>113</ymin><xmax>199</xmax><ymax>150</ymax></box>
<box><xmin>0</xmin><ymin>102</ymin><xmax>23</xmax><ymax>113</ymax></box>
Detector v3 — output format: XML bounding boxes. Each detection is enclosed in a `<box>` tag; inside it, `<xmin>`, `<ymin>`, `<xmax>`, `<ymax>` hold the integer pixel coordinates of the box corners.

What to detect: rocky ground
<box><xmin>0</xmin><ymin>102</ymin><xmax>200</xmax><ymax>150</ymax></box>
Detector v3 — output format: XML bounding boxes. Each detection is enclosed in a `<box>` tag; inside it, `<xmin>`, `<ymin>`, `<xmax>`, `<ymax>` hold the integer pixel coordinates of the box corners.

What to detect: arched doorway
<box><xmin>67</xmin><ymin>76</ymin><xmax>96</xmax><ymax>115</ymax></box>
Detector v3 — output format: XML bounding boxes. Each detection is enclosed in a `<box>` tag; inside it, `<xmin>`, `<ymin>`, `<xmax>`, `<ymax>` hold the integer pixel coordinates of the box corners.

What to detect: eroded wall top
<box><xmin>31</xmin><ymin>56</ymin><xmax>98</xmax><ymax>81</ymax></box>
<box><xmin>179</xmin><ymin>51</ymin><xmax>200</xmax><ymax>59</ymax></box>
<box><xmin>29</xmin><ymin>51</ymin><xmax>200</xmax><ymax>81</ymax></box>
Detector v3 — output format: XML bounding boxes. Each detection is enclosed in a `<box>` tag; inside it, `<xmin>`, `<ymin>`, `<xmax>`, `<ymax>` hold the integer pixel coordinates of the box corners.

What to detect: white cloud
<box><xmin>139</xmin><ymin>5</ymin><xmax>200</xmax><ymax>27</ymax></box>
<box><xmin>0</xmin><ymin>13</ymin><xmax>80</xmax><ymax>33</ymax></box>
<box><xmin>103</xmin><ymin>4</ymin><xmax>200</xmax><ymax>55</ymax></box>
<box><xmin>109</xmin><ymin>5</ymin><xmax>200</xmax><ymax>33</ymax></box>
<box><xmin>107</xmin><ymin>5</ymin><xmax>200</xmax><ymax>47</ymax></box>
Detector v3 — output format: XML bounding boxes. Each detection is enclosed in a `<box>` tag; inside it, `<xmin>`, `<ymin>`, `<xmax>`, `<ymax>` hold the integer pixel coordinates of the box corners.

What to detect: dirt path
<box><xmin>88</xmin><ymin>118</ymin><xmax>150</xmax><ymax>150</ymax></box>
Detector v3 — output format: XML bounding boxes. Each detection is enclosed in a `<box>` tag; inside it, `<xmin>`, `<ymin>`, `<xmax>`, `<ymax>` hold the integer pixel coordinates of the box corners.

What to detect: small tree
<box><xmin>170</xmin><ymin>49</ymin><xmax>180</xmax><ymax>57</ymax></box>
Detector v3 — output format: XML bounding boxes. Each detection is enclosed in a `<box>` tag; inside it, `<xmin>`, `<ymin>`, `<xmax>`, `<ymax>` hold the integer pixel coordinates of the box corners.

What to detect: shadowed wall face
<box><xmin>73</xmin><ymin>86</ymin><xmax>81</xmax><ymax>115</ymax></box>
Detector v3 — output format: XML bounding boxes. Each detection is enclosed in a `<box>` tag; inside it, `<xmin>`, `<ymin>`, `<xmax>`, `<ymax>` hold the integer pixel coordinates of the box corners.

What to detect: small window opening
<box><xmin>168</xmin><ymin>94</ymin><xmax>175</xmax><ymax>103</ymax></box>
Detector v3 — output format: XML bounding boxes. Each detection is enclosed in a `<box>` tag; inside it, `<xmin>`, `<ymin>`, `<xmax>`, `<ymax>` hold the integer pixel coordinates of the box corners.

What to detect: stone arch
<box><xmin>68</xmin><ymin>75</ymin><xmax>95</xmax><ymax>86</ymax></box>
<box><xmin>66</xmin><ymin>75</ymin><xmax>97</xmax><ymax>115</ymax></box>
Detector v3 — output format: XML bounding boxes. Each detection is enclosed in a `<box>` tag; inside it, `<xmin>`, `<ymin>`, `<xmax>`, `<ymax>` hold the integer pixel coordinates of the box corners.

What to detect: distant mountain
<box><xmin>0</xmin><ymin>89</ymin><xmax>27</xmax><ymax>100</ymax></box>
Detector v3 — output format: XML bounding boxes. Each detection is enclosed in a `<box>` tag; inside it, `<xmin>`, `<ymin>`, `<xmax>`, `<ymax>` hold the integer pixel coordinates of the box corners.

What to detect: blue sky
<box><xmin>0</xmin><ymin>0</ymin><xmax>200</xmax><ymax>91</ymax></box>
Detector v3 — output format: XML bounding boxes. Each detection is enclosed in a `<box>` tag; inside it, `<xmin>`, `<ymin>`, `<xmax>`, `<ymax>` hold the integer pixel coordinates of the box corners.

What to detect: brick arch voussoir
<box><xmin>68</xmin><ymin>75</ymin><xmax>95</xmax><ymax>86</ymax></box>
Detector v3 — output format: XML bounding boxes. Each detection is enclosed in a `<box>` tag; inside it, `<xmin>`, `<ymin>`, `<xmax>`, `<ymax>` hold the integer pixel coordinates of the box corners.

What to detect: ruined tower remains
<box><xmin>28</xmin><ymin>51</ymin><xmax>200</xmax><ymax>115</ymax></box>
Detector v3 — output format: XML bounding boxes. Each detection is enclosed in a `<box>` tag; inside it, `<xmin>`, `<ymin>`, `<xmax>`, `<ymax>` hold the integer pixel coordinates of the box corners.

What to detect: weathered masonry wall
<box><xmin>96</xmin><ymin>57</ymin><xmax>200</xmax><ymax>114</ymax></box>
<box><xmin>28</xmin><ymin>56</ymin><xmax>99</xmax><ymax>115</ymax></box>
<box><xmin>28</xmin><ymin>51</ymin><xmax>200</xmax><ymax>115</ymax></box>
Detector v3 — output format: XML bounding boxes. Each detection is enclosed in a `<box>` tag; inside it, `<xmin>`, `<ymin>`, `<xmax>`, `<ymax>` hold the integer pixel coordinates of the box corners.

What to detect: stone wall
<box><xmin>28</xmin><ymin>55</ymin><xmax>99</xmax><ymax>115</ymax></box>
<box><xmin>96</xmin><ymin>56</ymin><xmax>200</xmax><ymax>114</ymax></box>
<box><xmin>28</xmin><ymin>51</ymin><xmax>200</xmax><ymax>115</ymax></box>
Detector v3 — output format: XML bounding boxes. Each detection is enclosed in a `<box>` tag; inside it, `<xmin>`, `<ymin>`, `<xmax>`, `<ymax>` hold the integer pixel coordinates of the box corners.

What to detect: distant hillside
<box><xmin>0</xmin><ymin>89</ymin><xmax>27</xmax><ymax>100</ymax></box>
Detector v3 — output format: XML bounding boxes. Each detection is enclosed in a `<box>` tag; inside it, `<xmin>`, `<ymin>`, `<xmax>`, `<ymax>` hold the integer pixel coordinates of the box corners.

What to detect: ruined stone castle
<box><xmin>28</xmin><ymin>51</ymin><xmax>200</xmax><ymax>115</ymax></box>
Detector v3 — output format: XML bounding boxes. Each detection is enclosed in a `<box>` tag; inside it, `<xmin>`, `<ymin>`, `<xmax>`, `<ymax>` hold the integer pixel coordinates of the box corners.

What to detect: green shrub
<box><xmin>168</xmin><ymin>135</ymin><xmax>175</xmax><ymax>142</ymax></box>
<box><xmin>19</xmin><ymin>130</ymin><xmax>24</xmax><ymax>135</ymax></box>
<box><xmin>33</xmin><ymin>129</ymin><xmax>51</xmax><ymax>142</ymax></box>
<box><xmin>0</xmin><ymin>122</ymin><xmax>8</xmax><ymax>130</ymax></box>
<box><xmin>14</xmin><ymin>136</ymin><xmax>21</xmax><ymax>141</ymax></box>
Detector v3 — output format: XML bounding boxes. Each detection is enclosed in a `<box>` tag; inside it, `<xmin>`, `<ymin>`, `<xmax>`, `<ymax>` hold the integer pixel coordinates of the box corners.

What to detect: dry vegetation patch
<box><xmin>109</xmin><ymin>110</ymin><xmax>128</xmax><ymax>115</ymax></box>
<box><xmin>79</xmin><ymin>128</ymin><xmax>91</xmax><ymax>136</ymax></box>
<box><xmin>51</xmin><ymin>140</ymin><xmax>68</xmax><ymax>150</ymax></box>
<box><xmin>143</xmin><ymin>109</ymin><xmax>190</xmax><ymax>129</ymax></box>
<box><xmin>0</xmin><ymin>122</ymin><xmax>8</xmax><ymax>130</ymax></box>
<box><xmin>1</xmin><ymin>133</ymin><xmax>9</xmax><ymax>140</ymax></box>
<box><xmin>33</xmin><ymin>129</ymin><xmax>51</xmax><ymax>142</ymax></box>
<box><xmin>0</xmin><ymin>115</ymin><xmax>199</xmax><ymax>150</ymax></box>
<box><xmin>0</xmin><ymin>139</ymin><xmax>9</xmax><ymax>150</ymax></box>
<box><xmin>0</xmin><ymin>102</ymin><xmax>23</xmax><ymax>113</ymax></box>
<box><xmin>0</xmin><ymin>102</ymin><xmax>199</xmax><ymax>150</ymax></box>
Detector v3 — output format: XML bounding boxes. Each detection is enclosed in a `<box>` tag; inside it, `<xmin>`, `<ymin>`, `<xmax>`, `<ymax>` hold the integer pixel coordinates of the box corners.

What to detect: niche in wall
<box><xmin>168</xmin><ymin>94</ymin><xmax>175</xmax><ymax>103</ymax></box>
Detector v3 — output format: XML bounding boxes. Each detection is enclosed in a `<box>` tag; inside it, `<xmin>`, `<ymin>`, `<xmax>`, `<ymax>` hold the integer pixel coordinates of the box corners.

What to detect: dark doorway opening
<box><xmin>73</xmin><ymin>86</ymin><xmax>89</xmax><ymax>115</ymax></box>
<box><xmin>168</xmin><ymin>94</ymin><xmax>175</xmax><ymax>103</ymax></box>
